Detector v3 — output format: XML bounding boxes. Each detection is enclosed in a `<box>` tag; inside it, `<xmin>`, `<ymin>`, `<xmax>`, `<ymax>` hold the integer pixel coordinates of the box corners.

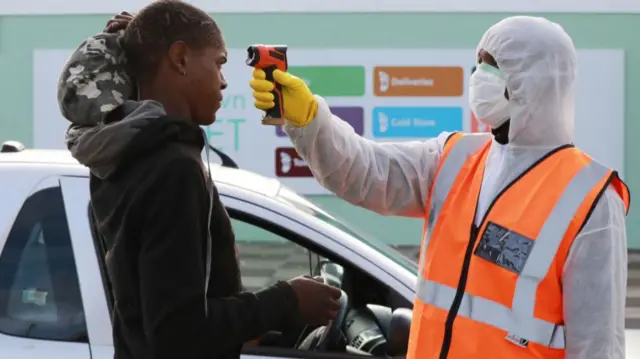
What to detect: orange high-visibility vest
<box><xmin>408</xmin><ymin>132</ymin><xmax>630</xmax><ymax>359</ymax></box>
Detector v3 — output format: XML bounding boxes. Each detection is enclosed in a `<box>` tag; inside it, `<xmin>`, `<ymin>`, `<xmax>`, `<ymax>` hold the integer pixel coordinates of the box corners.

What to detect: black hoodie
<box><xmin>71</xmin><ymin>100</ymin><xmax>300</xmax><ymax>359</ymax></box>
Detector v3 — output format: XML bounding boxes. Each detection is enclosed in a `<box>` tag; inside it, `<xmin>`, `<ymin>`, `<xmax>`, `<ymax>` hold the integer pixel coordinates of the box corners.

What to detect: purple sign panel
<box><xmin>275</xmin><ymin>106</ymin><xmax>365</xmax><ymax>137</ymax></box>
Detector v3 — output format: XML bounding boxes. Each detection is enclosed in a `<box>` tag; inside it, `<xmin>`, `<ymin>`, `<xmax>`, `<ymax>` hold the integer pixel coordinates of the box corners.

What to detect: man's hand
<box><xmin>104</xmin><ymin>11</ymin><xmax>134</xmax><ymax>33</ymax></box>
<box><xmin>287</xmin><ymin>276</ymin><xmax>341</xmax><ymax>326</ymax></box>
<box><xmin>250</xmin><ymin>69</ymin><xmax>318</xmax><ymax>127</ymax></box>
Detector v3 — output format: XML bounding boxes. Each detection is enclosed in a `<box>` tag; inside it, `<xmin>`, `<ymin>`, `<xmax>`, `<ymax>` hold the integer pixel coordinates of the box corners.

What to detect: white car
<box><xmin>0</xmin><ymin>141</ymin><xmax>638</xmax><ymax>359</ymax></box>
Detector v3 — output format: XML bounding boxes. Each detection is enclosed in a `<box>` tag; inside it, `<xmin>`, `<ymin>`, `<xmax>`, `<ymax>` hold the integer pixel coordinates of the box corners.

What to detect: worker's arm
<box><xmin>563</xmin><ymin>186</ymin><xmax>627</xmax><ymax>359</ymax></box>
<box><xmin>285</xmin><ymin>96</ymin><xmax>449</xmax><ymax>218</ymax></box>
<box><xmin>137</xmin><ymin>159</ymin><xmax>299</xmax><ymax>358</ymax></box>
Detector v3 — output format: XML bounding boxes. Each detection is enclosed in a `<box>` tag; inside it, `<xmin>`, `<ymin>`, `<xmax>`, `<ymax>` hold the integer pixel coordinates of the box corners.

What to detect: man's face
<box><xmin>186</xmin><ymin>42</ymin><xmax>228</xmax><ymax>126</ymax></box>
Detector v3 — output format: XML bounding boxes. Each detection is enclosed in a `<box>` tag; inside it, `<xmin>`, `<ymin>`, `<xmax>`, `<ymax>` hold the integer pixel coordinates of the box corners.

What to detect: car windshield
<box><xmin>276</xmin><ymin>186</ymin><xmax>418</xmax><ymax>273</ymax></box>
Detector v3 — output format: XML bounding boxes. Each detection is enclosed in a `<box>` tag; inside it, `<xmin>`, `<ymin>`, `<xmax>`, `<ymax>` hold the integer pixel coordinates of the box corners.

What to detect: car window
<box><xmin>276</xmin><ymin>186</ymin><xmax>418</xmax><ymax>272</ymax></box>
<box><xmin>0</xmin><ymin>187</ymin><xmax>87</xmax><ymax>342</ymax></box>
<box><xmin>231</xmin><ymin>218</ymin><xmax>322</xmax><ymax>292</ymax></box>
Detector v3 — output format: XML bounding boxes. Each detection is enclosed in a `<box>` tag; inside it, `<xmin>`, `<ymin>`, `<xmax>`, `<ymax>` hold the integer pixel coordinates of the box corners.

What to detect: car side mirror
<box><xmin>386</xmin><ymin>308</ymin><xmax>412</xmax><ymax>357</ymax></box>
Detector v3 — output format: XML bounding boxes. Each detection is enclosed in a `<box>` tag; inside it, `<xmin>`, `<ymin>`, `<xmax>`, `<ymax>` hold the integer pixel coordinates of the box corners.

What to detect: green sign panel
<box><xmin>289</xmin><ymin>66</ymin><xmax>366</xmax><ymax>97</ymax></box>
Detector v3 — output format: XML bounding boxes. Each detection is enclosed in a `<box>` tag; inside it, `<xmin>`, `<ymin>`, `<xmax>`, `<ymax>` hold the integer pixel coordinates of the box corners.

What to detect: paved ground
<box><xmin>628</xmin><ymin>252</ymin><xmax>640</xmax><ymax>328</ymax></box>
<box><xmin>236</xmin><ymin>241</ymin><xmax>640</xmax><ymax>329</ymax></box>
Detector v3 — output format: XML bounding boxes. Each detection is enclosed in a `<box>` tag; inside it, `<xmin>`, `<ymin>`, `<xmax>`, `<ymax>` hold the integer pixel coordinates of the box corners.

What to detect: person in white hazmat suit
<box><xmin>250</xmin><ymin>16</ymin><xmax>630</xmax><ymax>358</ymax></box>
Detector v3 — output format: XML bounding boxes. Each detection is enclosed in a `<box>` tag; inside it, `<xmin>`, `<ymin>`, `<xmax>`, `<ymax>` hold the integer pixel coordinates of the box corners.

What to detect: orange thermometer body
<box><xmin>246</xmin><ymin>45</ymin><xmax>288</xmax><ymax>125</ymax></box>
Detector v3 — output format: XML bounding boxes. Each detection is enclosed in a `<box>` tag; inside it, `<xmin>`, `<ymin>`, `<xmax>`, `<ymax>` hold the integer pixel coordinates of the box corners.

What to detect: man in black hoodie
<box><xmin>57</xmin><ymin>2</ymin><xmax>342</xmax><ymax>359</ymax></box>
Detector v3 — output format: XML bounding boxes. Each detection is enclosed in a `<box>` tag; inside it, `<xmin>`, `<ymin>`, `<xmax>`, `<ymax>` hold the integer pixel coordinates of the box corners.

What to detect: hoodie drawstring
<box><xmin>202</xmin><ymin>130</ymin><xmax>213</xmax><ymax>318</ymax></box>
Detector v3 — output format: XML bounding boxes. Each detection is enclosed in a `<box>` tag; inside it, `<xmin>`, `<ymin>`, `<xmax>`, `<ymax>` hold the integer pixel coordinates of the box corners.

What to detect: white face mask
<box><xmin>469</xmin><ymin>63</ymin><xmax>510</xmax><ymax>129</ymax></box>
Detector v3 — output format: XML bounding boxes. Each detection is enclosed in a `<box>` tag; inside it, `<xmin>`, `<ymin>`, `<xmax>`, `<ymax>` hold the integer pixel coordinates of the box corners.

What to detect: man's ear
<box><xmin>167</xmin><ymin>41</ymin><xmax>190</xmax><ymax>75</ymax></box>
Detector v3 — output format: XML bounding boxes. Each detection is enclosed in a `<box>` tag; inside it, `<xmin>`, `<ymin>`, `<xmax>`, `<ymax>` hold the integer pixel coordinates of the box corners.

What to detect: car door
<box><xmin>59</xmin><ymin>176</ymin><xmax>113</xmax><ymax>359</ymax></box>
<box><xmin>0</xmin><ymin>176</ymin><xmax>91</xmax><ymax>359</ymax></box>
<box><xmin>221</xmin><ymin>195</ymin><xmax>398</xmax><ymax>359</ymax></box>
<box><xmin>59</xmin><ymin>176</ymin><xmax>281</xmax><ymax>359</ymax></box>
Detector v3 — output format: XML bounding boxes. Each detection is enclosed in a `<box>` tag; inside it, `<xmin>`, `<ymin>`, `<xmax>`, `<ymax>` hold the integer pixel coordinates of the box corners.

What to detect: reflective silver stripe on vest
<box><xmin>416</xmin><ymin>134</ymin><xmax>491</xmax><ymax>287</ymax></box>
<box><xmin>511</xmin><ymin>160</ymin><xmax>609</xmax><ymax>328</ymax></box>
<box><xmin>416</xmin><ymin>159</ymin><xmax>610</xmax><ymax>349</ymax></box>
<box><xmin>417</xmin><ymin>280</ymin><xmax>566</xmax><ymax>348</ymax></box>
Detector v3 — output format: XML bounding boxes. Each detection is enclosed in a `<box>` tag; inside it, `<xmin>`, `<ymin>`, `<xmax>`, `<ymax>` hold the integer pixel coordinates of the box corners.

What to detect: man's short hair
<box><xmin>123</xmin><ymin>0</ymin><xmax>222</xmax><ymax>83</ymax></box>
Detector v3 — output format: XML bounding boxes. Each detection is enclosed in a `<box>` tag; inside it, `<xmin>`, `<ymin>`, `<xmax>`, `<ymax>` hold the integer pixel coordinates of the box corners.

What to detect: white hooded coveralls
<box><xmin>285</xmin><ymin>16</ymin><xmax>627</xmax><ymax>358</ymax></box>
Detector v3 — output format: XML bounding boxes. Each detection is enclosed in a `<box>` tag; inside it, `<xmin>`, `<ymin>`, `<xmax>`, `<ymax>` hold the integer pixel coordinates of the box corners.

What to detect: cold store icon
<box><xmin>378</xmin><ymin>112</ymin><xmax>389</xmax><ymax>133</ymax></box>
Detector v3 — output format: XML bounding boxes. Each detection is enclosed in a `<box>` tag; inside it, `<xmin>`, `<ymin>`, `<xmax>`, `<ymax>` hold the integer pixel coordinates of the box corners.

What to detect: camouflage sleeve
<box><xmin>57</xmin><ymin>30</ymin><xmax>135</xmax><ymax>126</ymax></box>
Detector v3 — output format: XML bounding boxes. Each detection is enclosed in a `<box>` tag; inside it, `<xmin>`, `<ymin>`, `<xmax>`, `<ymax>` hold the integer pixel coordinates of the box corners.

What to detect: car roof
<box><xmin>0</xmin><ymin>147</ymin><xmax>283</xmax><ymax>197</ymax></box>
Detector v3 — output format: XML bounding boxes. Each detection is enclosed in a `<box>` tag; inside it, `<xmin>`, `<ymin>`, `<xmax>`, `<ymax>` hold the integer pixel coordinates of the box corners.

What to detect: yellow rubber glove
<box><xmin>250</xmin><ymin>68</ymin><xmax>318</xmax><ymax>127</ymax></box>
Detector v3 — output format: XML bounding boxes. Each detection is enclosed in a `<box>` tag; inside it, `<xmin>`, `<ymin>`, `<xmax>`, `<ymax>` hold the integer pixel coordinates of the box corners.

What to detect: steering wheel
<box><xmin>314</xmin><ymin>288</ymin><xmax>349</xmax><ymax>351</ymax></box>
